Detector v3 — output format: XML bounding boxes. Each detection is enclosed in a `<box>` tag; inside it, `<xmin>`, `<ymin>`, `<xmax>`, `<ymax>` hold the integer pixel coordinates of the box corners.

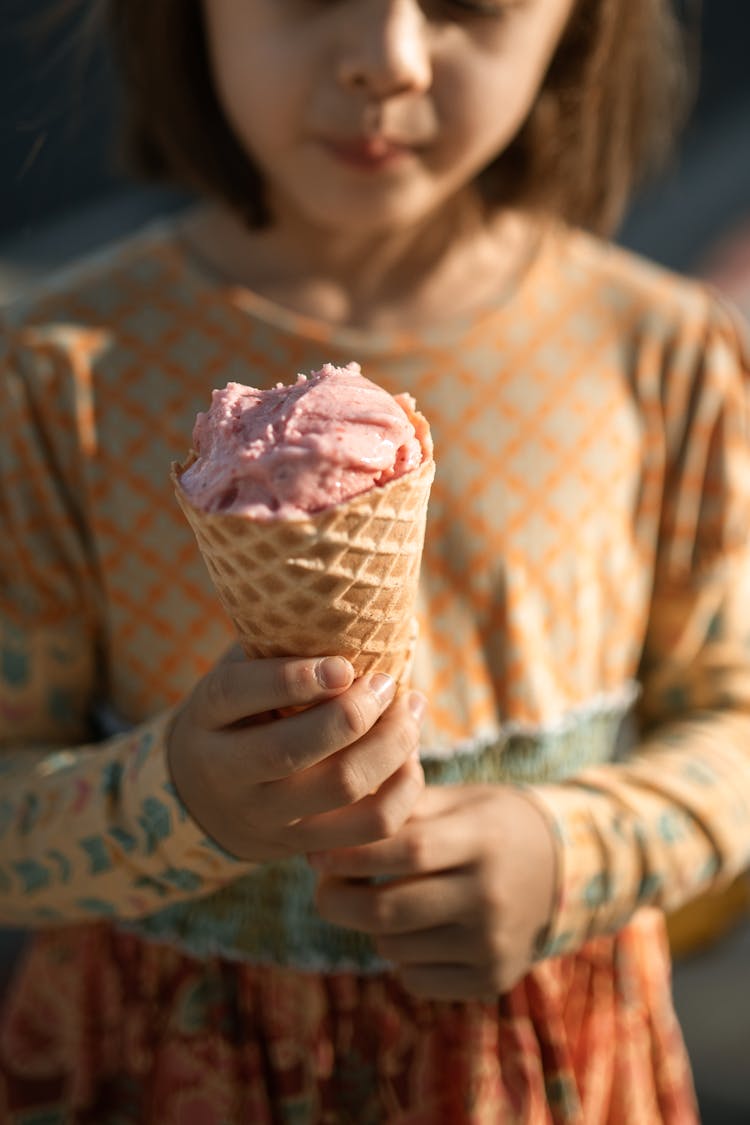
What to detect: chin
<box><xmin>296</xmin><ymin>190</ymin><xmax>439</xmax><ymax>237</ymax></box>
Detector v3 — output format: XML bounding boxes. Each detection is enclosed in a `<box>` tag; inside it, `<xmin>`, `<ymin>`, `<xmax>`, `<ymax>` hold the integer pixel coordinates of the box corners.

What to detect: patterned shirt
<box><xmin>1</xmin><ymin>215</ymin><xmax>749</xmax><ymax>962</ymax></box>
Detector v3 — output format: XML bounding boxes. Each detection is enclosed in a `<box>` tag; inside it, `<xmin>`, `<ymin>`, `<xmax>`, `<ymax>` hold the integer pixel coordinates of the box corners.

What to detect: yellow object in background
<box><xmin>667</xmin><ymin>875</ymin><xmax>750</xmax><ymax>959</ymax></box>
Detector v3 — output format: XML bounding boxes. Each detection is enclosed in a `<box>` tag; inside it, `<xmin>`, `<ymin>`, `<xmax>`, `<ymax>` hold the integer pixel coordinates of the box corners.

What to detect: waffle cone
<box><xmin>172</xmin><ymin>434</ymin><xmax>434</xmax><ymax>687</ymax></box>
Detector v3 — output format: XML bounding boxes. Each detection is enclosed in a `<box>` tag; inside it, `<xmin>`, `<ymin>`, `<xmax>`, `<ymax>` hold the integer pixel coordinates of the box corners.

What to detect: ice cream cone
<box><xmin>172</xmin><ymin>434</ymin><xmax>434</xmax><ymax>687</ymax></box>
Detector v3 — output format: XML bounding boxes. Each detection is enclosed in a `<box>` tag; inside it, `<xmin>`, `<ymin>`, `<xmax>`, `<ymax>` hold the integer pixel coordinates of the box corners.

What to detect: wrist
<box><xmin>508</xmin><ymin>784</ymin><xmax>562</xmax><ymax>958</ymax></box>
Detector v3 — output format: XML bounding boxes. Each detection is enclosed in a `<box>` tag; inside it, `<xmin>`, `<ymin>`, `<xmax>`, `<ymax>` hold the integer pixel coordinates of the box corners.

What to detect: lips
<box><xmin>321</xmin><ymin>134</ymin><xmax>416</xmax><ymax>169</ymax></box>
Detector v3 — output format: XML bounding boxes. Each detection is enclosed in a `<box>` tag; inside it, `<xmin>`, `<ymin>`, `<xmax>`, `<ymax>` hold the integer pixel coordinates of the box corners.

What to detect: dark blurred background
<box><xmin>1</xmin><ymin>2</ymin><xmax>750</xmax><ymax>1122</ymax></box>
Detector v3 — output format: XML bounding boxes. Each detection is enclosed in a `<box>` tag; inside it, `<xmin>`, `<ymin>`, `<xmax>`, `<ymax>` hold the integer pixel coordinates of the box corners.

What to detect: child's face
<box><xmin>202</xmin><ymin>0</ymin><xmax>575</xmax><ymax>235</ymax></box>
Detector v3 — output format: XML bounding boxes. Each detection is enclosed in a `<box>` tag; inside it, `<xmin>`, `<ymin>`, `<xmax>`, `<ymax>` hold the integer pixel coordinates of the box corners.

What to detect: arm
<box><xmin>0</xmin><ymin>619</ymin><xmax>425</xmax><ymax>930</ymax></box>
<box><xmin>313</xmin><ymin>292</ymin><xmax>750</xmax><ymax>998</ymax></box>
<box><xmin>0</xmin><ymin>687</ymin><xmax>250</xmax><ymax>927</ymax></box>
<box><xmin>0</xmin><ymin>325</ymin><xmax>253</xmax><ymax>925</ymax></box>
<box><xmin>528</xmin><ymin>294</ymin><xmax>750</xmax><ymax>957</ymax></box>
<box><xmin>1</xmin><ymin>330</ymin><xmax>425</xmax><ymax>926</ymax></box>
<box><xmin>530</xmin><ymin>553</ymin><xmax>750</xmax><ymax>956</ymax></box>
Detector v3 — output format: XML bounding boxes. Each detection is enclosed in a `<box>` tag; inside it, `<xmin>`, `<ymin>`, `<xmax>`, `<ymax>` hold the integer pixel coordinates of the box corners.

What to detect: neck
<box><xmin>180</xmin><ymin>192</ymin><xmax>538</xmax><ymax>332</ymax></box>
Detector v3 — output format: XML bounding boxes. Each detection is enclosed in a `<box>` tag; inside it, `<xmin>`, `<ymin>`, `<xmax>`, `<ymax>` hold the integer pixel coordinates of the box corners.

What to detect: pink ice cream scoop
<box><xmin>178</xmin><ymin>362</ymin><xmax>427</xmax><ymax>519</ymax></box>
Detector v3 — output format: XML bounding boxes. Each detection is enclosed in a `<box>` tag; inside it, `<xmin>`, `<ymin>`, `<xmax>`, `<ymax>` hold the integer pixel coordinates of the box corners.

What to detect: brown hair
<box><xmin>103</xmin><ymin>0</ymin><xmax>690</xmax><ymax>235</ymax></box>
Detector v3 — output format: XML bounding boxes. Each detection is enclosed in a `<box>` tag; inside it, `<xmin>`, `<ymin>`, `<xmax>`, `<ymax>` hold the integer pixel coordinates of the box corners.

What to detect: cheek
<box><xmin>203</xmin><ymin>9</ymin><xmax>298</xmax><ymax>155</ymax></box>
<box><xmin>434</xmin><ymin>9</ymin><xmax>570</xmax><ymax>165</ymax></box>
<box><xmin>436</xmin><ymin>66</ymin><xmax>538</xmax><ymax>170</ymax></box>
<box><xmin>211</xmin><ymin>50</ymin><xmax>296</xmax><ymax>159</ymax></box>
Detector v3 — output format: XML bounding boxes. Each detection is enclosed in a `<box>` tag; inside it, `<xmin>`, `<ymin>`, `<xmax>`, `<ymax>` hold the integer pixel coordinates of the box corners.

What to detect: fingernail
<box><xmin>408</xmin><ymin>692</ymin><xmax>427</xmax><ymax>721</ymax></box>
<box><xmin>369</xmin><ymin>673</ymin><xmax>396</xmax><ymax>703</ymax></box>
<box><xmin>316</xmin><ymin>657</ymin><xmax>352</xmax><ymax>690</ymax></box>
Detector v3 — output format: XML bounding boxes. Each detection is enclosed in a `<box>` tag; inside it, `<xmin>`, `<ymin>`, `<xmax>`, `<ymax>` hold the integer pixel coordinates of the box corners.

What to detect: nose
<box><xmin>337</xmin><ymin>0</ymin><xmax>432</xmax><ymax>100</ymax></box>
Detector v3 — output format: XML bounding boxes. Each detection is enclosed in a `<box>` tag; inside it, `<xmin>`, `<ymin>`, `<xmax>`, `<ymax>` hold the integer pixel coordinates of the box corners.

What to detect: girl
<box><xmin>2</xmin><ymin>1</ymin><xmax>749</xmax><ymax>1121</ymax></box>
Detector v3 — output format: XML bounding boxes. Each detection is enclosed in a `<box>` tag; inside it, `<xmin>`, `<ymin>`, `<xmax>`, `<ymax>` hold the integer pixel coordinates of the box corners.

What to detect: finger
<box><xmin>268</xmin><ymin>692</ymin><xmax>425</xmax><ymax>819</ymax></box>
<box><xmin>315</xmin><ymin>870</ymin><xmax>473</xmax><ymax>936</ymax></box>
<box><xmin>397</xmin><ymin>965</ymin><xmax>500</xmax><ymax>1003</ymax></box>
<box><xmin>246</xmin><ymin>673</ymin><xmax>398</xmax><ymax>781</ymax></box>
<box><xmin>376</xmin><ymin>924</ymin><xmax>476</xmax><ymax>966</ymax></box>
<box><xmin>309</xmin><ymin>799</ymin><xmax>477</xmax><ymax>878</ymax></box>
<box><xmin>407</xmin><ymin>784</ymin><xmax>473</xmax><ymax>819</ymax></box>
<box><xmin>290</xmin><ymin>754</ymin><xmax>424</xmax><ymax>852</ymax></box>
<box><xmin>195</xmin><ymin>655</ymin><xmax>354</xmax><ymax>729</ymax></box>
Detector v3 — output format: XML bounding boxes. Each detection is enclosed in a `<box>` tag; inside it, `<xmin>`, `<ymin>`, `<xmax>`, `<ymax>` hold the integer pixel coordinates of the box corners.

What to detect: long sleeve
<box><xmin>528</xmin><ymin>293</ymin><xmax>750</xmax><ymax>958</ymax></box>
<box><xmin>0</xmin><ymin>709</ymin><xmax>251</xmax><ymax>926</ymax></box>
<box><xmin>0</xmin><ymin>321</ymin><xmax>250</xmax><ymax>926</ymax></box>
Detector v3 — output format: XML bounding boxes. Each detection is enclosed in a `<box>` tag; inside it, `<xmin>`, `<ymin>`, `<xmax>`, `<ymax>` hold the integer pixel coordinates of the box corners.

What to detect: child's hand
<box><xmin>312</xmin><ymin>784</ymin><xmax>557</xmax><ymax>1000</ymax></box>
<box><xmin>167</xmin><ymin>648</ymin><xmax>426</xmax><ymax>864</ymax></box>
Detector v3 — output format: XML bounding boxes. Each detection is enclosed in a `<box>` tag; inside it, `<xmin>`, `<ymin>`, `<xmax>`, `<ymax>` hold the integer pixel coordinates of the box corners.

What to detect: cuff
<box><xmin>520</xmin><ymin>782</ymin><xmax>643</xmax><ymax>959</ymax></box>
<box><xmin>120</xmin><ymin>710</ymin><xmax>251</xmax><ymax>907</ymax></box>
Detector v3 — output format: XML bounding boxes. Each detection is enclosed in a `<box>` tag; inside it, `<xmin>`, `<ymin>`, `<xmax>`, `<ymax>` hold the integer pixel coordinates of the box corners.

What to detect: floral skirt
<box><xmin>0</xmin><ymin>909</ymin><xmax>697</xmax><ymax>1124</ymax></box>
